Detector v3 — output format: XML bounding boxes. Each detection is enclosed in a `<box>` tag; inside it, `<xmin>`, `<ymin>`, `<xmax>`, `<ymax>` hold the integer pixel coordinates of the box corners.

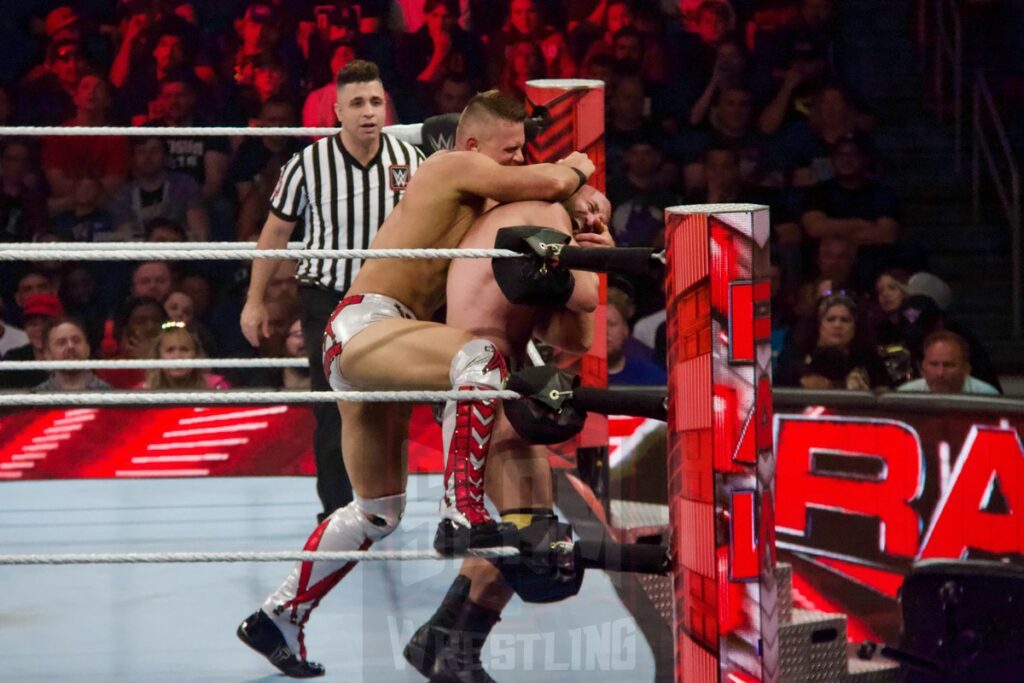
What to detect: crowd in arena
<box><xmin>0</xmin><ymin>0</ymin><xmax>1006</xmax><ymax>396</ymax></box>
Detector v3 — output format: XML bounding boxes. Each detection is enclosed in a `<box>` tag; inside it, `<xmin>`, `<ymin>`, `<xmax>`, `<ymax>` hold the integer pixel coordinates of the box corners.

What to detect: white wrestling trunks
<box><xmin>322</xmin><ymin>293</ymin><xmax>417</xmax><ymax>391</ymax></box>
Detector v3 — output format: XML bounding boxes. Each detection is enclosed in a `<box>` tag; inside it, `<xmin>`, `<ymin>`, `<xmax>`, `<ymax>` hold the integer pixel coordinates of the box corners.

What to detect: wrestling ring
<box><xmin>0</xmin><ymin>79</ymin><xmax>785</xmax><ymax>683</ymax></box>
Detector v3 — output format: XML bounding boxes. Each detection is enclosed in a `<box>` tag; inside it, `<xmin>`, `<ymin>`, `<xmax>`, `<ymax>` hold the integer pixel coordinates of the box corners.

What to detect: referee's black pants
<box><xmin>298</xmin><ymin>284</ymin><xmax>353</xmax><ymax>520</ymax></box>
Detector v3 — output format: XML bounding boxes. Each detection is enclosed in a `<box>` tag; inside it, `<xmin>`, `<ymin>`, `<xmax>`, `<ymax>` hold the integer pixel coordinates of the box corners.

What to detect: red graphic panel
<box><xmin>775</xmin><ymin>417</ymin><xmax>924</xmax><ymax>558</ymax></box>
<box><xmin>714</xmin><ymin>385</ymin><xmax>755</xmax><ymax>471</ymax></box>
<box><xmin>525</xmin><ymin>82</ymin><xmax>606</xmax><ymax>192</ymax></box>
<box><xmin>525</xmin><ymin>80</ymin><xmax>607</xmax><ymax>454</ymax></box>
<box><xmin>729</xmin><ymin>282</ymin><xmax>771</xmax><ymax>364</ymax></box>
<box><xmin>0</xmin><ymin>407</ymin><xmax>438</xmax><ymax>480</ymax></box>
<box><xmin>729</xmin><ymin>283</ymin><xmax>755</xmax><ymax>363</ymax></box>
<box><xmin>0</xmin><ymin>405</ymin><xmax>586</xmax><ymax>481</ymax></box>
<box><xmin>730</xmin><ymin>491</ymin><xmax>759</xmax><ymax>581</ymax></box>
<box><xmin>919</xmin><ymin>426</ymin><xmax>1024</xmax><ymax>559</ymax></box>
<box><xmin>0</xmin><ymin>406</ymin><xmax>317</xmax><ymax>479</ymax></box>
<box><xmin>665</xmin><ymin>205</ymin><xmax>775</xmax><ymax>682</ymax></box>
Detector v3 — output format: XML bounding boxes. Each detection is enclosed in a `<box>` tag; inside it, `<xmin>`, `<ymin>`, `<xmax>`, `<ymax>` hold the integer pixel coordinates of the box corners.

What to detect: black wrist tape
<box><xmin>571</xmin><ymin>166</ymin><xmax>587</xmax><ymax>193</ymax></box>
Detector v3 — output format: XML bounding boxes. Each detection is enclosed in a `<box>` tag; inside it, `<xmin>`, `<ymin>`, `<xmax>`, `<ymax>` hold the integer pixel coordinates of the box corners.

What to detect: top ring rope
<box><xmin>0</xmin><ymin>123</ymin><xmax>424</xmax><ymax>144</ymax></box>
<box><xmin>0</xmin><ymin>547</ymin><xmax>519</xmax><ymax>566</ymax></box>
<box><xmin>6</xmin><ymin>241</ymin><xmax>305</xmax><ymax>250</ymax></box>
<box><xmin>0</xmin><ymin>247</ymin><xmax>523</xmax><ymax>262</ymax></box>
<box><xmin>0</xmin><ymin>358</ymin><xmax>309</xmax><ymax>370</ymax></box>
<box><xmin>0</xmin><ymin>389</ymin><xmax>520</xmax><ymax>407</ymax></box>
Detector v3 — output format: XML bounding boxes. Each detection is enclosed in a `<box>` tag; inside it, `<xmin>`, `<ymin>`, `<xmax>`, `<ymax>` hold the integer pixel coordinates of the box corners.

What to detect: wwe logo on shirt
<box><xmin>389</xmin><ymin>165</ymin><xmax>410</xmax><ymax>192</ymax></box>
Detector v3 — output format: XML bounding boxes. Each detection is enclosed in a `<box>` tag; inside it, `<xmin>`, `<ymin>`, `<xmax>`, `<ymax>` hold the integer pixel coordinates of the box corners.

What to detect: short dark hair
<box><xmin>261</xmin><ymin>95</ymin><xmax>295</xmax><ymax>114</ymax></box>
<box><xmin>459</xmin><ymin>90</ymin><xmax>527</xmax><ymax>126</ymax></box>
<box><xmin>330</xmin><ymin>37</ymin><xmax>356</xmax><ymax>52</ymax></box>
<box><xmin>440</xmin><ymin>74</ymin><xmax>471</xmax><ymax>89</ymax></box>
<box><xmin>336</xmin><ymin>59</ymin><xmax>381</xmax><ymax>89</ymax></box>
<box><xmin>607</xmin><ymin>285</ymin><xmax>636</xmax><ymax>323</ymax></box>
<box><xmin>712</xmin><ymin>84</ymin><xmax>751</xmax><ymax>106</ymax></box>
<box><xmin>1</xmin><ymin>137</ymin><xmax>31</xmax><ymax>157</ymax></box>
<box><xmin>876</xmin><ymin>268</ymin><xmax>911</xmax><ymax>287</ymax></box>
<box><xmin>703</xmin><ymin>144</ymin><xmax>739</xmax><ymax>162</ymax></box>
<box><xmin>42</xmin><ymin>317</ymin><xmax>88</xmax><ymax>350</ymax></box>
<box><xmin>923</xmin><ymin>330</ymin><xmax>970</xmax><ymax>361</ymax></box>
<box><xmin>131</xmin><ymin>259</ymin><xmax>175</xmax><ymax>278</ymax></box>
<box><xmin>424</xmin><ymin>0</ymin><xmax>458</xmax><ymax>14</ymax></box>
<box><xmin>158</xmin><ymin>69</ymin><xmax>199</xmax><ymax>92</ymax></box>
<box><xmin>584</xmin><ymin>53</ymin><xmax>617</xmax><ymax>72</ymax></box>
<box><xmin>153</xmin><ymin>25</ymin><xmax>194</xmax><ymax>58</ymax></box>
<box><xmin>144</xmin><ymin>217</ymin><xmax>186</xmax><ymax>241</ymax></box>
<box><xmin>697</xmin><ymin>0</ymin><xmax>732</xmax><ymax>22</ymax></box>
<box><xmin>113</xmin><ymin>296</ymin><xmax>167</xmax><ymax>343</ymax></box>
<box><xmin>612</xmin><ymin>26</ymin><xmax>642</xmax><ymax>43</ymax></box>
<box><xmin>253</xmin><ymin>52</ymin><xmax>286</xmax><ymax>72</ymax></box>
<box><xmin>130</xmin><ymin>135</ymin><xmax>168</xmax><ymax>152</ymax></box>
<box><xmin>19</xmin><ymin>269</ymin><xmax>52</xmax><ymax>287</ymax></box>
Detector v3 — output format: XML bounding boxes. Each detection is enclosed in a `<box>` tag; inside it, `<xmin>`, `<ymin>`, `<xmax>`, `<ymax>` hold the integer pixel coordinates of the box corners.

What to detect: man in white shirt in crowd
<box><xmin>898</xmin><ymin>330</ymin><xmax>1000</xmax><ymax>395</ymax></box>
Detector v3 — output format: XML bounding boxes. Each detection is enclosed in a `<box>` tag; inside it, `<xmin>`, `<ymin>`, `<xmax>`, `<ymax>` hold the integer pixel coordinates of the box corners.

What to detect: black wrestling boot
<box><xmin>433</xmin><ymin>519</ymin><xmax>519</xmax><ymax>556</ymax></box>
<box><xmin>404</xmin><ymin>575</ymin><xmax>472</xmax><ymax>677</ymax></box>
<box><xmin>429</xmin><ymin>600</ymin><xmax>502</xmax><ymax>683</ymax></box>
<box><xmin>236</xmin><ymin>610</ymin><xmax>326</xmax><ymax>678</ymax></box>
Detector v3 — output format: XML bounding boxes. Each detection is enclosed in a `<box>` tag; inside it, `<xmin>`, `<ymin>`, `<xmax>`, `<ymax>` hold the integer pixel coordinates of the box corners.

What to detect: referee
<box><xmin>241</xmin><ymin>60</ymin><xmax>424</xmax><ymax>522</ymax></box>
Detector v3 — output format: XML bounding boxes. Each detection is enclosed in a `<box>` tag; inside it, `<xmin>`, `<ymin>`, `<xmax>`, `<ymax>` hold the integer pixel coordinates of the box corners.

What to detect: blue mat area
<box><xmin>0</xmin><ymin>476</ymin><xmax>654</xmax><ymax>682</ymax></box>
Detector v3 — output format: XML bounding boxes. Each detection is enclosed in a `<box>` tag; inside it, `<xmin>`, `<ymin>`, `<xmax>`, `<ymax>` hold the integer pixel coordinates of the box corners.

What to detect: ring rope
<box><xmin>0</xmin><ymin>389</ymin><xmax>520</xmax><ymax>406</ymax></box>
<box><xmin>0</xmin><ymin>547</ymin><xmax>520</xmax><ymax>565</ymax></box>
<box><xmin>0</xmin><ymin>123</ymin><xmax>424</xmax><ymax>143</ymax></box>
<box><xmin>0</xmin><ymin>247</ymin><xmax>524</xmax><ymax>262</ymax></box>
<box><xmin>0</xmin><ymin>358</ymin><xmax>309</xmax><ymax>370</ymax></box>
<box><xmin>5</xmin><ymin>241</ymin><xmax>305</xmax><ymax>250</ymax></box>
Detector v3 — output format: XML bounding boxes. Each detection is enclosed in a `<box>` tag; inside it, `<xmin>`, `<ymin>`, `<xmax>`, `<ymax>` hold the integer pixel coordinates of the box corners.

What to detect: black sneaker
<box><xmin>236</xmin><ymin>610</ymin><xmax>326</xmax><ymax>678</ymax></box>
<box><xmin>404</xmin><ymin>576</ymin><xmax>471</xmax><ymax>676</ymax></box>
<box><xmin>433</xmin><ymin>520</ymin><xmax>519</xmax><ymax>556</ymax></box>
<box><xmin>429</xmin><ymin>631</ymin><xmax>499</xmax><ymax>683</ymax></box>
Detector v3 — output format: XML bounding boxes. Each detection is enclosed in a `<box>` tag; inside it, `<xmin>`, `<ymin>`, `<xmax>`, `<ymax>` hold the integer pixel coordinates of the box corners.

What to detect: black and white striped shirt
<box><xmin>269</xmin><ymin>132</ymin><xmax>425</xmax><ymax>292</ymax></box>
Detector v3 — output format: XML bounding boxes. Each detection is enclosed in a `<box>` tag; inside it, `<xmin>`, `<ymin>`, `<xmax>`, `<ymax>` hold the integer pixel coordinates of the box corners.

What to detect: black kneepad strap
<box><xmin>504</xmin><ymin>366</ymin><xmax>586</xmax><ymax>445</ymax></box>
<box><xmin>492</xmin><ymin>227</ymin><xmax>575</xmax><ymax>307</ymax></box>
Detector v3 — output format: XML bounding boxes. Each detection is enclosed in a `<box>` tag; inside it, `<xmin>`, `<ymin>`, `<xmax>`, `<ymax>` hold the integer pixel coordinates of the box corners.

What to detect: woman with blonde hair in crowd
<box><xmin>141</xmin><ymin>321</ymin><xmax>229</xmax><ymax>390</ymax></box>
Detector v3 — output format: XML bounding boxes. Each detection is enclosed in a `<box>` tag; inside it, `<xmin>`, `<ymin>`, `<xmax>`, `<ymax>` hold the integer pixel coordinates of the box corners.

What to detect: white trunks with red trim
<box><xmin>322</xmin><ymin>293</ymin><xmax>417</xmax><ymax>391</ymax></box>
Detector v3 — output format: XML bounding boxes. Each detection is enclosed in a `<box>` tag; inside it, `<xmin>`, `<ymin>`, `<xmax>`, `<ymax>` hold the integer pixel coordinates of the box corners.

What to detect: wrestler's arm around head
<box><xmin>425</xmin><ymin>150</ymin><xmax>594</xmax><ymax>204</ymax></box>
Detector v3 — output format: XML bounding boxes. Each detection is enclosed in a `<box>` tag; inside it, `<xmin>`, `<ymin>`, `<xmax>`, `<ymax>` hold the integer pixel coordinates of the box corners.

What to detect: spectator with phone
<box><xmin>398</xmin><ymin>0</ymin><xmax>485</xmax><ymax>118</ymax></box>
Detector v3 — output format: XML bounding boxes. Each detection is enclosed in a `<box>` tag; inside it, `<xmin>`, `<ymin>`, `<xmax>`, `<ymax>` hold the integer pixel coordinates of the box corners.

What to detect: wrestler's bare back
<box><xmin>446</xmin><ymin>200</ymin><xmax>575</xmax><ymax>361</ymax></box>
<box><xmin>346</xmin><ymin>152</ymin><xmax>487</xmax><ymax>320</ymax></box>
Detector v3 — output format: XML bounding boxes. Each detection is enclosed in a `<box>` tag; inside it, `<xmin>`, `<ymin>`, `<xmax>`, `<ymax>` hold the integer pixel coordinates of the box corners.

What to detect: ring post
<box><xmin>524</xmin><ymin>78</ymin><xmax>607</xmax><ymax>452</ymax></box>
<box><xmin>664</xmin><ymin>205</ymin><xmax>777</xmax><ymax>682</ymax></box>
